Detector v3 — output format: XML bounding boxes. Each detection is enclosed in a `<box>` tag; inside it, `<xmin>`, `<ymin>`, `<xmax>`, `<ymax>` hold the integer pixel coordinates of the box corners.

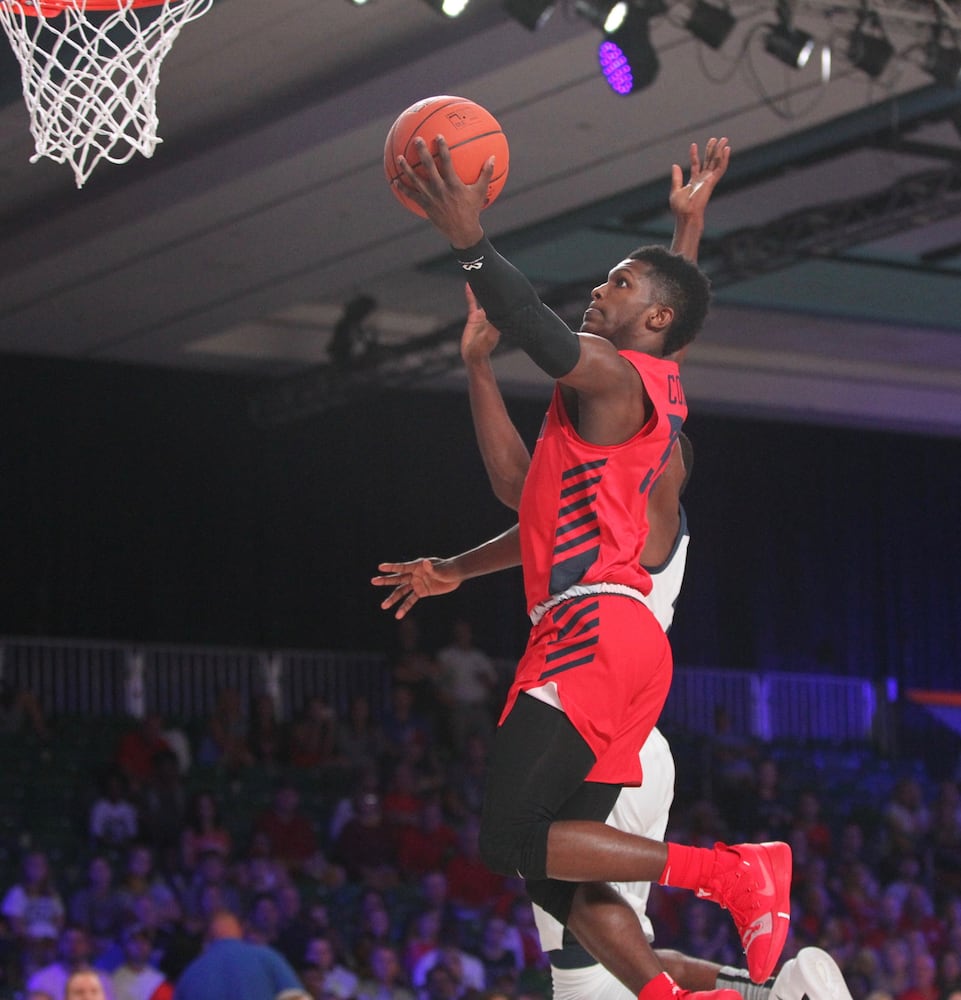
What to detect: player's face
<box><xmin>580</xmin><ymin>259</ymin><xmax>665</xmax><ymax>352</ymax></box>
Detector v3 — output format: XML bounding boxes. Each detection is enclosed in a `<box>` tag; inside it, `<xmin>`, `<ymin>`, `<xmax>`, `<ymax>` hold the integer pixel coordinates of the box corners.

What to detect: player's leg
<box><xmin>480</xmin><ymin>693</ymin><xmax>791</xmax><ymax>982</ymax></box>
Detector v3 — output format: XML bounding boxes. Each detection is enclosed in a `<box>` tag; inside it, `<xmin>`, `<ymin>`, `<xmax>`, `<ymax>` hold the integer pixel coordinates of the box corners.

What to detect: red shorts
<box><xmin>499</xmin><ymin>592</ymin><xmax>672</xmax><ymax>785</ymax></box>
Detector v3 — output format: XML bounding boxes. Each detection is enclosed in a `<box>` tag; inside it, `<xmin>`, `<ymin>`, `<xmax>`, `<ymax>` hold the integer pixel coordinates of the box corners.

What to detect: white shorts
<box><xmin>551</xmin><ymin>961</ymin><xmax>639</xmax><ymax>1000</ymax></box>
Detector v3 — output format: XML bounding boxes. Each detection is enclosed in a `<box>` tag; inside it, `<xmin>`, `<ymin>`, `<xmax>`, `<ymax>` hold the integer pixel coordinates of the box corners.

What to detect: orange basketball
<box><xmin>384</xmin><ymin>95</ymin><xmax>509</xmax><ymax>219</ymax></box>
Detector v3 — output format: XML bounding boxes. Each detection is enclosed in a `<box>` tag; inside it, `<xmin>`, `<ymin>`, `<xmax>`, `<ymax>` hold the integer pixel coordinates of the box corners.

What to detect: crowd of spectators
<box><xmin>0</xmin><ymin>624</ymin><xmax>959</xmax><ymax>1000</ymax></box>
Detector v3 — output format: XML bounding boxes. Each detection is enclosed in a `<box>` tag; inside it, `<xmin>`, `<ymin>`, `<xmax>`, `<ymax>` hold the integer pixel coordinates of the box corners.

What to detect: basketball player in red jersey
<box><xmin>375</xmin><ymin>135</ymin><xmax>792</xmax><ymax>1000</ymax></box>
<box><xmin>374</xmin><ymin>139</ymin><xmax>849</xmax><ymax>1000</ymax></box>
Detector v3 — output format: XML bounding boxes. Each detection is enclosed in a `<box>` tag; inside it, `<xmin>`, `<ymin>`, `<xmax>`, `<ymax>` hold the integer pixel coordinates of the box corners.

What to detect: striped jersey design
<box><xmin>538</xmin><ymin>595</ymin><xmax>601</xmax><ymax>681</ymax></box>
<box><xmin>548</xmin><ymin>459</ymin><xmax>607</xmax><ymax>595</ymax></box>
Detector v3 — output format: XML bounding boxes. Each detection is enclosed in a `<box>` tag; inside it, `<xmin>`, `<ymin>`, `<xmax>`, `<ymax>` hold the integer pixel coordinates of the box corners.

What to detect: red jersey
<box><xmin>517</xmin><ymin>350</ymin><xmax>686</xmax><ymax>615</ymax></box>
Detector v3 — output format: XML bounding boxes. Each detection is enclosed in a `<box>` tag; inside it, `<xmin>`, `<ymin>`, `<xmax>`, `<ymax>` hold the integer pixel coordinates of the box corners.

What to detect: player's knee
<box><xmin>479</xmin><ymin>812</ymin><xmax>549</xmax><ymax>879</ymax></box>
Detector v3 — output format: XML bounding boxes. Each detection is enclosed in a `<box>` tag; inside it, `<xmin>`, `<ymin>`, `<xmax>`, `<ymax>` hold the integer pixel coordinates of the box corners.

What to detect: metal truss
<box><xmin>249</xmin><ymin>153</ymin><xmax>961</xmax><ymax>425</ymax></box>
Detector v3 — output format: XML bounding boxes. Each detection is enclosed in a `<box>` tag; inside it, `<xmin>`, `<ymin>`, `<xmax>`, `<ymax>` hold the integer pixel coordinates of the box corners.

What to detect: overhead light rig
<box><xmin>247</xmin><ymin>128</ymin><xmax>961</xmax><ymax>426</ymax></box>
<box><xmin>497</xmin><ymin>0</ymin><xmax>961</xmax><ymax>94</ymax></box>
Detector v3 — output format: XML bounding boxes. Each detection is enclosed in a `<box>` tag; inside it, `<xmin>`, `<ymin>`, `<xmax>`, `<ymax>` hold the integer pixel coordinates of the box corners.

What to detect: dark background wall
<box><xmin>2</xmin><ymin>354</ymin><xmax>959</xmax><ymax>690</ymax></box>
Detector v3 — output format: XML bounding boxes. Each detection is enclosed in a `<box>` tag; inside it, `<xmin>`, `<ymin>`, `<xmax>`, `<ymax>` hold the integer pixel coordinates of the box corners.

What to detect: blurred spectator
<box><xmin>475</xmin><ymin>916</ymin><xmax>521</xmax><ymax>992</ymax></box>
<box><xmin>897</xmin><ymin>951</ymin><xmax>939</xmax><ymax>1000</ymax></box>
<box><xmin>248</xmin><ymin>693</ymin><xmax>285</xmax><ymax>767</ymax></box>
<box><xmin>179</xmin><ymin>851</ymin><xmax>241</xmax><ymax>935</ymax></box>
<box><xmin>411</xmin><ymin>933</ymin><xmax>484</xmax><ymax>998</ymax></box>
<box><xmin>744</xmin><ymin>757</ymin><xmax>793</xmax><ymax>842</ymax></box>
<box><xmin>235</xmin><ymin>833</ymin><xmax>288</xmax><ymax>902</ymax></box>
<box><xmin>357</xmin><ymin>943</ymin><xmax>415</xmax><ymax>1000</ymax></box>
<box><xmin>435</xmin><ymin>619</ymin><xmax>496</xmax><ymax>756</ymax></box>
<box><xmin>678</xmin><ymin>899</ymin><xmax>737</xmax><ymax>966</ymax></box>
<box><xmin>443</xmin><ymin>817</ymin><xmax>505</xmax><ymax>922</ymax></box>
<box><xmin>274</xmin><ymin>884</ymin><xmax>310</xmax><ymax>970</ymax></box>
<box><xmin>254</xmin><ymin>782</ymin><xmax>318</xmax><ymax>874</ymax></box>
<box><xmin>878</xmin><ymin>939</ymin><xmax>914</xmax><ymax>996</ymax></box>
<box><xmin>417</xmin><ymin>873</ymin><xmax>458</xmax><ymax>932</ymax></box>
<box><xmin>402</xmin><ymin>909</ymin><xmax>443</xmax><ymax>984</ymax></box>
<box><xmin>931</xmin><ymin>781</ymin><xmax>961</xmax><ymax>894</ymax></box>
<box><xmin>336</xmin><ymin>694</ymin><xmax>386</xmax><ymax>776</ymax></box>
<box><xmin>110</xmin><ymin>925</ymin><xmax>169</xmax><ymax>1000</ymax></box>
<box><xmin>0</xmin><ymin>681</ymin><xmax>49</xmax><ymax>741</ymax></box>
<box><xmin>396</xmin><ymin>797</ymin><xmax>459</xmax><ymax>877</ymax></box>
<box><xmin>501</xmin><ymin>897</ymin><xmax>546</xmax><ymax>972</ymax></box>
<box><xmin>381</xmin><ymin>686</ymin><xmax>432</xmax><ymax>766</ymax></box>
<box><xmin>288</xmin><ymin>697</ymin><xmax>337</xmax><ymax>771</ymax></box>
<box><xmin>937</xmin><ymin>950</ymin><xmax>961</xmax><ymax>997</ymax></box>
<box><xmin>303</xmin><ymin>934</ymin><xmax>359</xmax><ymax>1000</ymax></box>
<box><xmin>180</xmin><ymin>793</ymin><xmax>232</xmax><ymax>872</ymax></box>
<box><xmin>115</xmin><ymin>717</ymin><xmax>172</xmax><ymax>792</ymax></box>
<box><xmin>2</xmin><ymin>850</ymin><xmax>65</xmax><ymax>955</ymax></box>
<box><xmin>197</xmin><ymin>690</ymin><xmax>254</xmax><ymax>771</ymax></box>
<box><xmin>27</xmin><ymin>927</ymin><xmax>114</xmax><ymax>1000</ymax></box>
<box><xmin>245</xmin><ymin>893</ymin><xmax>282</xmax><ymax>949</ymax></box>
<box><xmin>442</xmin><ymin>735</ymin><xmax>488</xmax><ymax>823</ymax></box>
<box><xmin>89</xmin><ymin>771</ymin><xmax>139</xmax><ymax>852</ymax></box>
<box><xmin>382</xmin><ymin>760</ymin><xmax>425</xmax><ymax>833</ymax></box>
<box><xmin>389</xmin><ymin>618</ymin><xmax>441</xmax><ymax>726</ymax></box>
<box><xmin>68</xmin><ymin>858</ymin><xmax>125</xmax><ymax>959</ymax></box>
<box><xmin>882</xmin><ymin>778</ymin><xmax>932</xmax><ymax>877</ymax></box>
<box><xmin>330</xmin><ymin>789</ymin><xmax>398</xmax><ymax>889</ymax></box>
<box><xmin>707</xmin><ymin>705</ymin><xmax>757</xmax><ymax>834</ymax></box>
<box><xmin>794</xmin><ymin>788</ymin><xmax>833</xmax><ymax>858</ymax></box>
<box><xmin>420</xmin><ymin>962</ymin><xmax>459</xmax><ymax>1000</ymax></box>
<box><xmin>65</xmin><ymin>970</ymin><xmax>109</xmax><ymax>1000</ymax></box>
<box><xmin>351</xmin><ymin>895</ymin><xmax>397</xmax><ymax>978</ymax></box>
<box><xmin>138</xmin><ymin>751</ymin><xmax>188</xmax><ymax>872</ymax></box>
<box><xmin>172</xmin><ymin>910</ymin><xmax>302</xmax><ymax>1000</ymax></box>
<box><xmin>116</xmin><ymin>847</ymin><xmax>181</xmax><ymax>929</ymax></box>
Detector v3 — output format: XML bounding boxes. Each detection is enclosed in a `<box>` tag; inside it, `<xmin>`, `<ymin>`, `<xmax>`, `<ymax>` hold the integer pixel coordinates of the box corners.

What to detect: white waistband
<box><xmin>529</xmin><ymin>582</ymin><xmax>647</xmax><ymax>626</ymax></box>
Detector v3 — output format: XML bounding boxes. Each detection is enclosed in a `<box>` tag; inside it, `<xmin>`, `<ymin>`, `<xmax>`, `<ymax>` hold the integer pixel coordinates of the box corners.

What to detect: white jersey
<box><xmin>639</xmin><ymin>504</ymin><xmax>689</xmax><ymax>634</ymax></box>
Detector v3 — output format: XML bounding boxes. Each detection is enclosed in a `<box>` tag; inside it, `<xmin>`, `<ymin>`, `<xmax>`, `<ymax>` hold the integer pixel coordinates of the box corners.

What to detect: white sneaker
<box><xmin>771</xmin><ymin>948</ymin><xmax>853</xmax><ymax>1000</ymax></box>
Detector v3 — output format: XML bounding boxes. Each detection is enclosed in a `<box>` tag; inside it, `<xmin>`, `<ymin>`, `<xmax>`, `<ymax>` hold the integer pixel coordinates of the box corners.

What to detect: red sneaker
<box><xmin>698</xmin><ymin>841</ymin><xmax>792</xmax><ymax>982</ymax></box>
<box><xmin>640</xmin><ymin>972</ymin><xmax>743</xmax><ymax>1000</ymax></box>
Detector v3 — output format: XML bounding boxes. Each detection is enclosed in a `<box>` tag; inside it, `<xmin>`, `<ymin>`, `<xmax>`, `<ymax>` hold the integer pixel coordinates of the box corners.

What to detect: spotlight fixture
<box><xmin>685</xmin><ymin>0</ymin><xmax>735</xmax><ymax>50</ymax></box>
<box><xmin>575</xmin><ymin>0</ymin><xmax>628</xmax><ymax>34</ymax></box>
<box><xmin>765</xmin><ymin>19</ymin><xmax>815</xmax><ymax>68</ymax></box>
<box><xmin>420</xmin><ymin>0</ymin><xmax>470</xmax><ymax>17</ymax></box>
<box><xmin>923</xmin><ymin>36</ymin><xmax>961</xmax><ymax>87</ymax></box>
<box><xmin>504</xmin><ymin>0</ymin><xmax>555</xmax><ymax>30</ymax></box>
<box><xmin>597</xmin><ymin>3</ymin><xmax>663</xmax><ymax>95</ymax></box>
<box><xmin>847</xmin><ymin>14</ymin><xmax>893</xmax><ymax>78</ymax></box>
<box><xmin>329</xmin><ymin>295</ymin><xmax>378</xmax><ymax>369</ymax></box>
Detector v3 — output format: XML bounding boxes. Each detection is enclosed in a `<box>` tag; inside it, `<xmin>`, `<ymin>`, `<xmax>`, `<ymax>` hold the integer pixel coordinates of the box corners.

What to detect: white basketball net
<box><xmin>0</xmin><ymin>0</ymin><xmax>213</xmax><ymax>188</ymax></box>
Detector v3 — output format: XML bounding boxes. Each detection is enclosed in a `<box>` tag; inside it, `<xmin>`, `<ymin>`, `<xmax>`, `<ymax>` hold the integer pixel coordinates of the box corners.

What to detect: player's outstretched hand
<box><xmin>396</xmin><ymin>135</ymin><xmax>489</xmax><ymax>248</ymax></box>
<box><xmin>460</xmin><ymin>283</ymin><xmax>501</xmax><ymax>365</ymax></box>
<box><xmin>371</xmin><ymin>557</ymin><xmax>463</xmax><ymax>619</ymax></box>
<box><xmin>670</xmin><ymin>136</ymin><xmax>731</xmax><ymax>221</ymax></box>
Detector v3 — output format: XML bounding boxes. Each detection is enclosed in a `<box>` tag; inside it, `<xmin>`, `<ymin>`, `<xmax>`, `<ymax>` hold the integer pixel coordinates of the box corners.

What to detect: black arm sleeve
<box><xmin>453</xmin><ymin>236</ymin><xmax>581</xmax><ymax>379</ymax></box>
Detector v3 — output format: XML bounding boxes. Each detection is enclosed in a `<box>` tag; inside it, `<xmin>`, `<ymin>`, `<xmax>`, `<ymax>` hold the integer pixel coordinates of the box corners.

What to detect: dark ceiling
<box><xmin>0</xmin><ymin>0</ymin><xmax>959</xmax><ymax>435</ymax></box>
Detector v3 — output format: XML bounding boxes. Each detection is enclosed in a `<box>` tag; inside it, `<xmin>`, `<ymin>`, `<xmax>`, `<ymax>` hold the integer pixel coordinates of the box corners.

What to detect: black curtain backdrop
<box><xmin>2</xmin><ymin>354</ymin><xmax>959</xmax><ymax>690</ymax></box>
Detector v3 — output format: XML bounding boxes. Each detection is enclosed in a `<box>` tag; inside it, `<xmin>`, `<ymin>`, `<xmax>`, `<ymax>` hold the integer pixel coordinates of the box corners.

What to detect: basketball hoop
<box><xmin>0</xmin><ymin>0</ymin><xmax>214</xmax><ymax>188</ymax></box>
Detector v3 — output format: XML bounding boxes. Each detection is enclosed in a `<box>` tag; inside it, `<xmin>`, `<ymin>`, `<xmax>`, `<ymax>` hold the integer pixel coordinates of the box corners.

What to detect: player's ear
<box><xmin>648</xmin><ymin>304</ymin><xmax>674</xmax><ymax>332</ymax></box>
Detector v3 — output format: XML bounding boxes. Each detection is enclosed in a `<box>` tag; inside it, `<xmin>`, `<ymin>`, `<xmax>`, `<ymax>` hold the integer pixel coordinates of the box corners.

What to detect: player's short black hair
<box><xmin>628</xmin><ymin>245</ymin><xmax>711</xmax><ymax>355</ymax></box>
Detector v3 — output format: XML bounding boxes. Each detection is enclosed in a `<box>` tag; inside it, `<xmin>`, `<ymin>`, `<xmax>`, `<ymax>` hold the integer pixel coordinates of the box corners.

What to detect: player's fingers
<box><xmin>670</xmin><ymin>162</ymin><xmax>683</xmax><ymax>193</ymax></box>
<box><xmin>380</xmin><ymin>587</ymin><xmax>405</xmax><ymax>610</ymax></box>
<box><xmin>433</xmin><ymin>135</ymin><xmax>459</xmax><ymax>182</ymax></box>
